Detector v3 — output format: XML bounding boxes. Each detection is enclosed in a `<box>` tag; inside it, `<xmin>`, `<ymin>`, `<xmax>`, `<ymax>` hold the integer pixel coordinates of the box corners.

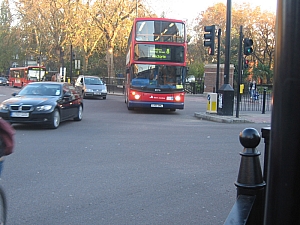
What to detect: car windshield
<box><xmin>84</xmin><ymin>77</ymin><xmax>103</xmax><ymax>85</ymax></box>
<box><xmin>18</xmin><ymin>83</ymin><xmax>62</xmax><ymax>96</ymax></box>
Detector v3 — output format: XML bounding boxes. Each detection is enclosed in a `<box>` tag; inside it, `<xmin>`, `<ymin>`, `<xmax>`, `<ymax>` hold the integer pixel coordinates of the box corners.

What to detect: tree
<box><xmin>90</xmin><ymin>0</ymin><xmax>147</xmax><ymax>80</ymax></box>
<box><xmin>0</xmin><ymin>0</ymin><xmax>13</xmax><ymax>74</ymax></box>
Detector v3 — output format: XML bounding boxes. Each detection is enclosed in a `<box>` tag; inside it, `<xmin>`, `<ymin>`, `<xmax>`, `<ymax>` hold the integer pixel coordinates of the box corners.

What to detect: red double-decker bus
<box><xmin>9</xmin><ymin>66</ymin><xmax>46</xmax><ymax>87</ymax></box>
<box><xmin>125</xmin><ymin>18</ymin><xmax>187</xmax><ymax>111</ymax></box>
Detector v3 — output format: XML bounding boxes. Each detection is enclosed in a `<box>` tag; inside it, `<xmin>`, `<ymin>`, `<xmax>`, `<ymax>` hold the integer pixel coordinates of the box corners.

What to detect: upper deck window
<box><xmin>136</xmin><ymin>21</ymin><xmax>185</xmax><ymax>43</ymax></box>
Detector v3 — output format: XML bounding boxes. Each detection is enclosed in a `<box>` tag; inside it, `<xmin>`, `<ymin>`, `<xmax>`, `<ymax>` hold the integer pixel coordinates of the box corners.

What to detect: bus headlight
<box><xmin>134</xmin><ymin>94</ymin><xmax>141</xmax><ymax>100</ymax></box>
<box><xmin>175</xmin><ymin>95</ymin><xmax>181</xmax><ymax>101</ymax></box>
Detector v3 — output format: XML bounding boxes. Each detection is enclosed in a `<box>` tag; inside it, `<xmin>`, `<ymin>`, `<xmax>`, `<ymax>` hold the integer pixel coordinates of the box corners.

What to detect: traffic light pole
<box><xmin>216</xmin><ymin>28</ymin><xmax>221</xmax><ymax>93</ymax></box>
<box><xmin>39</xmin><ymin>51</ymin><xmax>42</xmax><ymax>81</ymax></box>
<box><xmin>224</xmin><ymin>0</ymin><xmax>231</xmax><ymax>85</ymax></box>
<box><xmin>70</xmin><ymin>44</ymin><xmax>73</xmax><ymax>84</ymax></box>
<box><xmin>236</xmin><ymin>26</ymin><xmax>243</xmax><ymax>118</ymax></box>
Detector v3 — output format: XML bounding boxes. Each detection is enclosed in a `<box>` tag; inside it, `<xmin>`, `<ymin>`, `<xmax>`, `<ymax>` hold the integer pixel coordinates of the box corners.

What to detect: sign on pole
<box><xmin>75</xmin><ymin>60</ymin><xmax>80</xmax><ymax>70</ymax></box>
<box><xmin>60</xmin><ymin>67</ymin><xmax>66</xmax><ymax>82</ymax></box>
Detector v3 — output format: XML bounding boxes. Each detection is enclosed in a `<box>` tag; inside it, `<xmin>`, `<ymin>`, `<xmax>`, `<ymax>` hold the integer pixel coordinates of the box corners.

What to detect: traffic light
<box><xmin>244</xmin><ymin>59</ymin><xmax>249</xmax><ymax>69</ymax></box>
<box><xmin>244</xmin><ymin>38</ymin><xmax>253</xmax><ymax>56</ymax></box>
<box><xmin>204</xmin><ymin>25</ymin><xmax>216</xmax><ymax>55</ymax></box>
<box><xmin>36</xmin><ymin>56</ymin><xmax>40</xmax><ymax>64</ymax></box>
<box><xmin>72</xmin><ymin>52</ymin><xmax>76</xmax><ymax>61</ymax></box>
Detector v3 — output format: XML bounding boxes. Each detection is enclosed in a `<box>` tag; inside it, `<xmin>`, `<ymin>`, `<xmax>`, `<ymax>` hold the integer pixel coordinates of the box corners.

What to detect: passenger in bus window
<box><xmin>167</xmin><ymin>67</ymin><xmax>176</xmax><ymax>85</ymax></box>
<box><xmin>149</xmin><ymin>70</ymin><xmax>157</xmax><ymax>85</ymax></box>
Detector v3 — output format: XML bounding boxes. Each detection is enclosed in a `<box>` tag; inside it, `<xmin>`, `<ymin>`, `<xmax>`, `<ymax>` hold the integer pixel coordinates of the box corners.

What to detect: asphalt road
<box><xmin>0</xmin><ymin>86</ymin><xmax>268</xmax><ymax>225</ymax></box>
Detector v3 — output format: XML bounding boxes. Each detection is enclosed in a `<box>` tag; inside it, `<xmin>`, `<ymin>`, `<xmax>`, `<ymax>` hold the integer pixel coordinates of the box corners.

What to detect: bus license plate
<box><xmin>151</xmin><ymin>104</ymin><xmax>163</xmax><ymax>108</ymax></box>
<box><xmin>11</xmin><ymin>112</ymin><xmax>29</xmax><ymax>117</ymax></box>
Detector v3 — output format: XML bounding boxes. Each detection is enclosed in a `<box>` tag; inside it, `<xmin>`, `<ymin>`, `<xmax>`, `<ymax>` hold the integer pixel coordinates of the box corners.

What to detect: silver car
<box><xmin>75</xmin><ymin>75</ymin><xmax>107</xmax><ymax>99</ymax></box>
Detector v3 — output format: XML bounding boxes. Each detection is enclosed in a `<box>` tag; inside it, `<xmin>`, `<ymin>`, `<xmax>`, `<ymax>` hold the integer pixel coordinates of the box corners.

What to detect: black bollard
<box><xmin>235</xmin><ymin>128</ymin><xmax>266</xmax><ymax>225</ymax></box>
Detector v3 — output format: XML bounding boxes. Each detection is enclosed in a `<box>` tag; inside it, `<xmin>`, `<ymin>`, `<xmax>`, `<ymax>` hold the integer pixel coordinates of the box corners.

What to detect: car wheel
<box><xmin>74</xmin><ymin>105</ymin><xmax>83</xmax><ymax>121</ymax></box>
<box><xmin>102</xmin><ymin>96</ymin><xmax>106</xmax><ymax>100</ymax></box>
<box><xmin>49</xmin><ymin>109</ymin><xmax>60</xmax><ymax>129</ymax></box>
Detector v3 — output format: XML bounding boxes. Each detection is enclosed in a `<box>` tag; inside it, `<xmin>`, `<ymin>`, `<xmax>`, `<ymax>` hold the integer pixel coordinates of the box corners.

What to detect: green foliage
<box><xmin>252</xmin><ymin>62</ymin><xmax>273</xmax><ymax>84</ymax></box>
<box><xmin>0</xmin><ymin>0</ymin><xmax>13</xmax><ymax>74</ymax></box>
<box><xmin>188</xmin><ymin>62</ymin><xmax>204</xmax><ymax>79</ymax></box>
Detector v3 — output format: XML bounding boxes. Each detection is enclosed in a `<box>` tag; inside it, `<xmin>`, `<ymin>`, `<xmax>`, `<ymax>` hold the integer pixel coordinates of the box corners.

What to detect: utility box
<box><xmin>217</xmin><ymin>84</ymin><xmax>234</xmax><ymax>116</ymax></box>
<box><xmin>240</xmin><ymin>84</ymin><xmax>244</xmax><ymax>94</ymax></box>
<box><xmin>207</xmin><ymin>93</ymin><xmax>217</xmax><ymax>113</ymax></box>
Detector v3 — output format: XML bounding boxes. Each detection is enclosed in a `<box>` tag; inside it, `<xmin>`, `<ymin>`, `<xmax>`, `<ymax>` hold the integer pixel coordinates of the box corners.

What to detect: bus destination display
<box><xmin>134</xmin><ymin>44</ymin><xmax>183</xmax><ymax>62</ymax></box>
<box><xmin>149</xmin><ymin>47</ymin><xmax>171</xmax><ymax>59</ymax></box>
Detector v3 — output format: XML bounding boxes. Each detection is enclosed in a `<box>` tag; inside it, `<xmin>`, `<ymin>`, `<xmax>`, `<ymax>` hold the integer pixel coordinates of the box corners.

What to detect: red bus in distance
<box><xmin>9</xmin><ymin>66</ymin><xmax>46</xmax><ymax>88</ymax></box>
<box><xmin>125</xmin><ymin>18</ymin><xmax>187</xmax><ymax>111</ymax></box>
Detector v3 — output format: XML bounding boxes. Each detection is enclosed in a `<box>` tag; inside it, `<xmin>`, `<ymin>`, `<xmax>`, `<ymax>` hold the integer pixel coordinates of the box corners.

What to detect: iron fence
<box><xmin>184</xmin><ymin>81</ymin><xmax>204</xmax><ymax>94</ymax></box>
<box><xmin>234</xmin><ymin>90</ymin><xmax>273</xmax><ymax>111</ymax></box>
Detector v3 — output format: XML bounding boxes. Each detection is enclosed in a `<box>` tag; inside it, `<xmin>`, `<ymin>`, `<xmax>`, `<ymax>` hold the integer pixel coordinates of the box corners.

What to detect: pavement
<box><xmin>194</xmin><ymin>111</ymin><xmax>271</xmax><ymax>124</ymax></box>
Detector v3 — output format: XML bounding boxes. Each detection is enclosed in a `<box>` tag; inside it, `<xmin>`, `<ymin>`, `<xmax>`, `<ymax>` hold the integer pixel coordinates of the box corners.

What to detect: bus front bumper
<box><xmin>128</xmin><ymin>101</ymin><xmax>184</xmax><ymax>109</ymax></box>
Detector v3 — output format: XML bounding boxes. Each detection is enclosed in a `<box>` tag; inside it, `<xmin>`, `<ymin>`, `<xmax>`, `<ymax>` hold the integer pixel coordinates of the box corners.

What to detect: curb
<box><xmin>194</xmin><ymin>112</ymin><xmax>254</xmax><ymax>123</ymax></box>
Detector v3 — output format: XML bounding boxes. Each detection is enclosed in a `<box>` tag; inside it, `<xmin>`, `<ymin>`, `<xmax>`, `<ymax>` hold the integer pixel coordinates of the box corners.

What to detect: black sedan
<box><xmin>0</xmin><ymin>82</ymin><xmax>83</xmax><ymax>129</ymax></box>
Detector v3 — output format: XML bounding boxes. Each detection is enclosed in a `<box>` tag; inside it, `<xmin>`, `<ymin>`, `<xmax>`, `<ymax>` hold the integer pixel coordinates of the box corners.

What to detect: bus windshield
<box><xmin>136</xmin><ymin>21</ymin><xmax>185</xmax><ymax>43</ymax></box>
<box><xmin>28</xmin><ymin>68</ymin><xmax>46</xmax><ymax>81</ymax></box>
<box><xmin>130</xmin><ymin>64</ymin><xmax>184</xmax><ymax>89</ymax></box>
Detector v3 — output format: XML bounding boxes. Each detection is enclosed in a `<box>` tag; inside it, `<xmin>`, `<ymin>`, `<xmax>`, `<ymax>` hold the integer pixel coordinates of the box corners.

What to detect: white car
<box><xmin>186</xmin><ymin>75</ymin><xmax>195</xmax><ymax>83</ymax></box>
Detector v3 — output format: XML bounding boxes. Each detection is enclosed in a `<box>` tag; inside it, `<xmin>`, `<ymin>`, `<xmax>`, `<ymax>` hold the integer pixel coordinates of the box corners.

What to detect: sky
<box><xmin>146</xmin><ymin>0</ymin><xmax>277</xmax><ymax>24</ymax></box>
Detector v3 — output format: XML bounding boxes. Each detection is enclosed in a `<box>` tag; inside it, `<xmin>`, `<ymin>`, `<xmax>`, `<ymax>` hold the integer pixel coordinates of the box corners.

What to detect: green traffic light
<box><xmin>246</xmin><ymin>47</ymin><xmax>253</xmax><ymax>54</ymax></box>
<box><xmin>244</xmin><ymin>38</ymin><xmax>253</xmax><ymax>56</ymax></box>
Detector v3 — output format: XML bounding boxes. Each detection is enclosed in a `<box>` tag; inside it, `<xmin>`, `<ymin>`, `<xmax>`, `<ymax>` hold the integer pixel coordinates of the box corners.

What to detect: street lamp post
<box><xmin>217</xmin><ymin>0</ymin><xmax>234</xmax><ymax>116</ymax></box>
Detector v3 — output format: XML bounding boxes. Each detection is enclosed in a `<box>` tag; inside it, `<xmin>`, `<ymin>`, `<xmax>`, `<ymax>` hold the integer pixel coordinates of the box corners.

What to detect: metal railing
<box><xmin>224</xmin><ymin>127</ymin><xmax>270</xmax><ymax>225</ymax></box>
<box><xmin>234</xmin><ymin>89</ymin><xmax>273</xmax><ymax>112</ymax></box>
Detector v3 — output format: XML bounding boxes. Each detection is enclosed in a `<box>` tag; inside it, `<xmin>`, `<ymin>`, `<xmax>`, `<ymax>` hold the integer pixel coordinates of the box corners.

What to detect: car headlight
<box><xmin>0</xmin><ymin>103</ymin><xmax>8</xmax><ymax>110</ymax></box>
<box><xmin>36</xmin><ymin>105</ymin><xmax>53</xmax><ymax>111</ymax></box>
